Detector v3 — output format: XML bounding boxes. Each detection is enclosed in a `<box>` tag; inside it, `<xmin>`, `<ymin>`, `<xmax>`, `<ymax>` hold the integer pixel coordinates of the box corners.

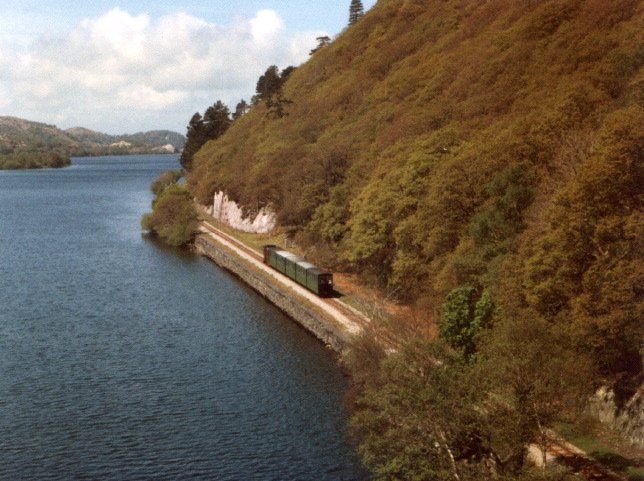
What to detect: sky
<box><xmin>0</xmin><ymin>0</ymin><xmax>377</xmax><ymax>134</ymax></box>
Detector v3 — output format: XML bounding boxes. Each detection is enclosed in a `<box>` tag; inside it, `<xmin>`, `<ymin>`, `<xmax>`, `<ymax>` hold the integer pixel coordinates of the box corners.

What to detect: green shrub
<box><xmin>141</xmin><ymin>175</ymin><xmax>199</xmax><ymax>247</ymax></box>
<box><xmin>439</xmin><ymin>286</ymin><xmax>496</xmax><ymax>360</ymax></box>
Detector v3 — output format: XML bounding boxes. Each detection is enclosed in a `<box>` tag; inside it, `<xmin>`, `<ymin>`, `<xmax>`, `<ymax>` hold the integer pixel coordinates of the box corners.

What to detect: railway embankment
<box><xmin>194</xmin><ymin>224</ymin><xmax>366</xmax><ymax>354</ymax></box>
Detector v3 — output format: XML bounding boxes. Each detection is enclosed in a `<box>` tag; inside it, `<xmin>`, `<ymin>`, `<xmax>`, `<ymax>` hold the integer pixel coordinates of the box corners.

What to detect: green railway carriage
<box><xmin>306</xmin><ymin>268</ymin><xmax>334</xmax><ymax>297</ymax></box>
<box><xmin>295</xmin><ymin>261</ymin><xmax>315</xmax><ymax>285</ymax></box>
<box><xmin>265</xmin><ymin>246</ymin><xmax>281</xmax><ymax>271</ymax></box>
<box><xmin>262</xmin><ymin>245</ymin><xmax>334</xmax><ymax>297</ymax></box>
<box><xmin>283</xmin><ymin>252</ymin><xmax>301</xmax><ymax>280</ymax></box>
<box><xmin>265</xmin><ymin>246</ymin><xmax>294</xmax><ymax>275</ymax></box>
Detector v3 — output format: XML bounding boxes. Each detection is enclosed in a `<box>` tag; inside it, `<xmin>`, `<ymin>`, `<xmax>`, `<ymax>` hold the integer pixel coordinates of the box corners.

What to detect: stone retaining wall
<box><xmin>194</xmin><ymin>235</ymin><xmax>353</xmax><ymax>354</ymax></box>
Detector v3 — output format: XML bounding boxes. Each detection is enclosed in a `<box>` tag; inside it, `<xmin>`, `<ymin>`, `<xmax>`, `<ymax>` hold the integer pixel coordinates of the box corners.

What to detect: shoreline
<box><xmin>194</xmin><ymin>223</ymin><xmax>367</xmax><ymax>355</ymax></box>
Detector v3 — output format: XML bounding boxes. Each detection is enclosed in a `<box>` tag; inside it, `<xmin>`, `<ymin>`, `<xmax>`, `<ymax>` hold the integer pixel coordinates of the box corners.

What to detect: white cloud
<box><xmin>81</xmin><ymin>8</ymin><xmax>150</xmax><ymax>60</ymax></box>
<box><xmin>250</xmin><ymin>10</ymin><xmax>284</xmax><ymax>44</ymax></box>
<box><xmin>0</xmin><ymin>8</ymin><xmax>324</xmax><ymax>134</ymax></box>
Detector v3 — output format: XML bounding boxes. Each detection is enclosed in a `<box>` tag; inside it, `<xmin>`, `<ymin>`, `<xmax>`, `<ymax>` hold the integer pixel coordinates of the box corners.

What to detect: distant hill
<box><xmin>0</xmin><ymin>117</ymin><xmax>78</xmax><ymax>154</ymax></box>
<box><xmin>63</xmin><ymin>127</ymin><xmax>113</xmax><ymax>145</ymax></box>
<box><xmin>0</xmin><ymin>116</ymin><xmax>186</xmax><ymax>169</ymax></box>
<box><xmin>64</xmin><ymin>127</ymin><xmax>186</xmax><ymax>153</ymax></box>
<box><xmin>119</xmin><ymin>131</ymin><xmax>186</xmax><ymax>152</ymax></box>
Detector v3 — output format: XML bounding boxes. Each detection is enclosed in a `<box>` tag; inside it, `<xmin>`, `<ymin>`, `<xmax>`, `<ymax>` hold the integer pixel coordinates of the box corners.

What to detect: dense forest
<box><xmin>184</xmin><ymin>0</ymin><xmax>642</xmax><ymax>479</ymax></box>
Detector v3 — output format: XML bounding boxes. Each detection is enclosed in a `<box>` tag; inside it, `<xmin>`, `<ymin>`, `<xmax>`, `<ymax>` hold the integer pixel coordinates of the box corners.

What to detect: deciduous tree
<box><xmin>141</xmin><ymin>182</ymin><xmax>199</xmax><ymax>247</ymax></box>
<box><xmin>150</xmin><ymin>169</ymin><xmax>183</xmax><ymax>196</ymax></box>
<box><xmin>439</xmin><ymin>287</ymin><xmax>496</xmax><ymax>360</ymax></box>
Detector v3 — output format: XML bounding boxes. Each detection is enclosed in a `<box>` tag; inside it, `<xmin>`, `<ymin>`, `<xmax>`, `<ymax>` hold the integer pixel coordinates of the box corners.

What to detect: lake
<box><xmin>0</xmin><ymin>155</ymin><xmax>366</xmax><ymax>480</ymax></box>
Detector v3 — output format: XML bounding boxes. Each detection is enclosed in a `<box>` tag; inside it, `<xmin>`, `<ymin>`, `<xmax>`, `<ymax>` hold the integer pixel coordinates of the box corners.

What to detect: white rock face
<box><xmin>210</xmin><ymin>191</ymin><xmax>276</xmax><ymax>233</ymax></box>
<box><xmin>109</xmin><ymin>140</ymin><xmax>132</xmax><ymax>148</ymax></box>
<box><xmin>589</xmin><ymin>385</ymin><xmax>644</xmax><ymax>448</ymax></box>
<box><xmin>158</xmin><ymin>143</ymin><xmax>175</xmax><ymax>153</ymax></box>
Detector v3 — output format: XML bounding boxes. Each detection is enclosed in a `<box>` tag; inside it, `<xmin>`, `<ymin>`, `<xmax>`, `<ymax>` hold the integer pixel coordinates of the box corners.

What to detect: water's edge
<box><xmin>0</xmin><ymin>155</ymin><xmax>367</xmax><ymax>480</ymax></box>
<box><xmin>194</xmin><ymin>234</ymin><xmax>353</xmax><ymax>354</ymax></box>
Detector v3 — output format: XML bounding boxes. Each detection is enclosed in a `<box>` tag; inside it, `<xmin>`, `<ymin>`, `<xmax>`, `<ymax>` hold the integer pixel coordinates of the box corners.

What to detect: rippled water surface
<box><xmin>0</xmin><ymin>155</ymin><xmax>366</xmax><ymax>480</ymax></box>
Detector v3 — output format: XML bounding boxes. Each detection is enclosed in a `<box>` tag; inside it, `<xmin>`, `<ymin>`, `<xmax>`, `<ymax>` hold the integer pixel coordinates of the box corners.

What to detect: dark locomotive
<box><xmin>263</xmin><ymin>245</ymin><xmax>334</xmax><ymax>297</ymax></box>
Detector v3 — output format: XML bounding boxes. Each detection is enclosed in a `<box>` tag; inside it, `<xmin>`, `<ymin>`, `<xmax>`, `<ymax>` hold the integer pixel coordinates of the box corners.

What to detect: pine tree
<box><xmin>254</xmin><ymin>65</ymin><xmax>295</xmax><ymax>118</ymax></box>
<box><xmin>310</xmin><ymin>36</ymin><xmax>331</xmax><ymax>55</ymax></box>
<box><xmin>232</xmin><ymin>100</ymin><xmax>249</xmax><ymax>121</ymax></box>
<box><xmin>180</xmin><ymin>101</ymin><xmax>231</xmax><ymax>171</ymax></box>
<box><xmin>349</xmin><ymin>0</ymin><xmax>364</xmax><ymax>25</ymax></box>
<box><xmin>255</xmin><ymin>66</ymin><xmax>282</xmax><ymax>104</ymax></box>
<box><xmin>202</xmin><ymin>101</ymin><xmax>231</xmax><ymax>140</ymax></box>
<box><xmin>179</xmin><ymin>112</ymin><xmax>204</xmax><ymax>171</ymax></box>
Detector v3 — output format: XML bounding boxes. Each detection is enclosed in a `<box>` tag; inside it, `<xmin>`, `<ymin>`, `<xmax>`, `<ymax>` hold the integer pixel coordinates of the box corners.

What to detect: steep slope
<box><xmin>189</xmin><ymin>0</ymin><xmax>642</xmax><ymax>381</ymax></box>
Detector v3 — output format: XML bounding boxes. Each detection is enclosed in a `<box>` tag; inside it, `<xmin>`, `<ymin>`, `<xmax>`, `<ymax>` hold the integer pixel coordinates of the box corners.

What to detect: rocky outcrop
<box><xmin>588</xmin><ymin>386</ymin><xmax>644</xmax><ymax>448</ymax></box>
<box><xmin>109</xmin><ymin>140</ymin><xmax>132</xmax><ymax>148</ymax></box>
<box><xmin>208</xmin><ymin>191</ymin><xmax>276</xmax><ymax>234</ymax></box>
<box><xmin>154</xmin><ymin>143</ymin><xmax>176</xmax><ymax>153</ymax></box>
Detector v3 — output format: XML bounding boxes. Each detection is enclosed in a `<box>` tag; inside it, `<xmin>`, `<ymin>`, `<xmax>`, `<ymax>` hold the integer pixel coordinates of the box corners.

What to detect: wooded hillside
<box><xmin>190</xmin><ymin>0</ymin><xmax>642</xmax><ymax>378</ymax></box>
<box><xmin>0</xmin><ymin>116</ymin><xmax>186</xmax><ymax>169</ymax></box>
<box><xmin>187</xmin><ymin>1</ymin><xmax>643</xmax><ymax>477</ymax></box>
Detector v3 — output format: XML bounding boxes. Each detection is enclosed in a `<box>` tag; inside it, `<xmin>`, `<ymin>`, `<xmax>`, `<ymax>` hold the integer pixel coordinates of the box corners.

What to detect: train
<box><xmin>262</xmin><ymin>245</ymin><xmax>334</xmax><ymax>297</ymax></box>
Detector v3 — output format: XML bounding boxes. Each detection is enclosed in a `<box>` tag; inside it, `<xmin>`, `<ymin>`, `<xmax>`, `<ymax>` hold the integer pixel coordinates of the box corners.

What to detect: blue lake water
<box><xmin>0</xmin><ymin>155</ymin><xmax>366</xmax><ymax>480</ymax></box>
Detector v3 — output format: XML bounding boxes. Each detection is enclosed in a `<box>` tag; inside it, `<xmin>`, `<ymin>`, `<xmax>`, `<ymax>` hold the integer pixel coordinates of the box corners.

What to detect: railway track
<box><xmin>201</xmin><ymin>221</ymin><xmax>264</xmax><ymax>262</ymax></box>
<box><xmin>327</xmin><ymin>298</ymin><xmax>371</xmax><ymax>331</ymax></box>
<box><xmin>200</xmin><ymin>221</ymin><xmax>373</xmax><ymax>333</ymax></box>
<box><xmin>200</xmin><ymin>221</ymin><xmax>400</xmax><ymax>348</ymax></box>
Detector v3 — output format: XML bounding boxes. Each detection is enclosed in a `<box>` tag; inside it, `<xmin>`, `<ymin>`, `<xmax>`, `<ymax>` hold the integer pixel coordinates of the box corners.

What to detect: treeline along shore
<box><xmin>0</xmin><ymin>151</ymin><xmax>71</xmax><ymax>170</ymax></box>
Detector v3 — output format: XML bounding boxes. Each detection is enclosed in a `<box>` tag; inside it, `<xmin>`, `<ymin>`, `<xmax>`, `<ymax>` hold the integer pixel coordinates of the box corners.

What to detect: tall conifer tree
<box><xmin>349</xmin><ymin>0</ymin><xmax>364</xmax><ymax>25</ymax></box>
<box><xmin>180</xmin><ymin>101</ymin><xmax>231</xmax><ymax>171</ymax></box>
<box><xmin>179</xmin><ymin>113</ymin><xmax>204</xmax><ymax>171</ymax></box>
